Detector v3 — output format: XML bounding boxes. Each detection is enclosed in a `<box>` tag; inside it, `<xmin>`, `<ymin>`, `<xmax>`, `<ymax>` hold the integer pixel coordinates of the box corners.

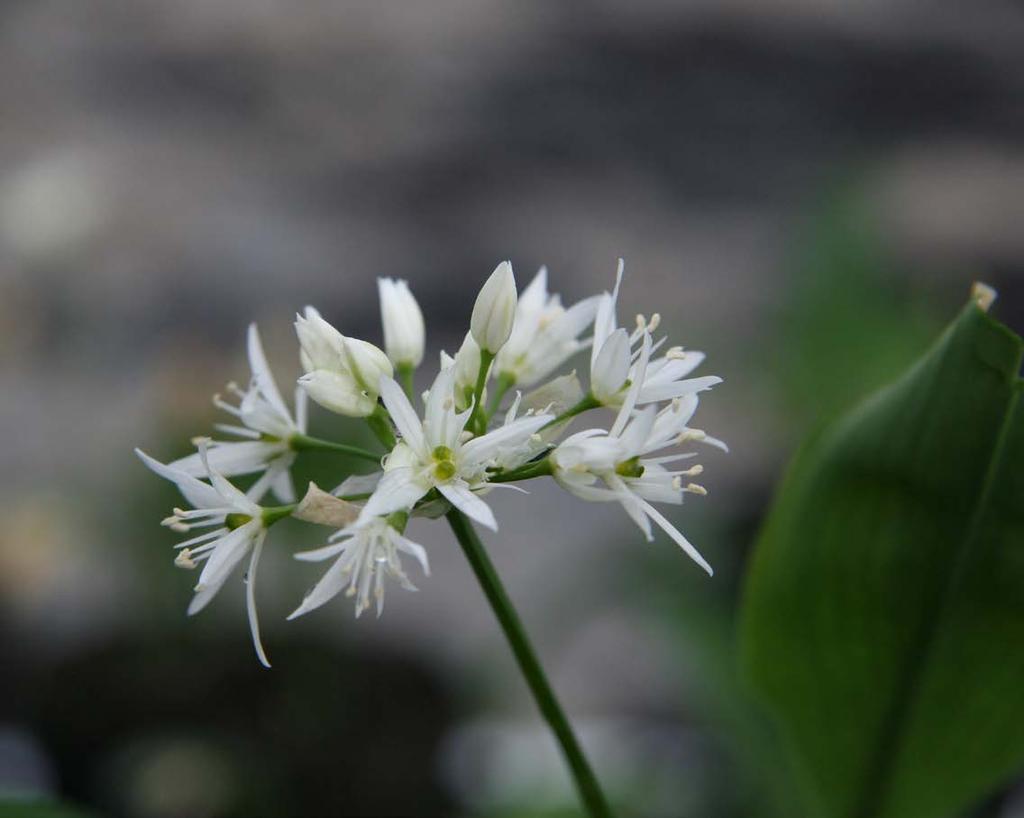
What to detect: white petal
<box><xmin>135</xmin><ymin>448</ymin><xmax>224</xmax><ymax>510</ymax></box>
<box><xmin>591</xmin><ymin>328</ymin><xmax>631</xmax><ymax>403</ymax></box>
<box><xmin>171</xmin><ymin>441</ymin><xmax>281</xmax><ymax>478</ymax></box>
<box><xmin>638</xmin><ymin>375</ymin><xmax>722</xmax><ymax>404</ymax></box>
<box><xmin>245</xmin><ymin>534</ymin><xmax>271</xmax><ymax>668</ymax></box>
<box><xmin>294</xmin><ymin>541</ymin><xmax>348</xmax><ymax>562</ymax></box>
<box><xmin>461</xmin><ymin>413</ymin><xmax>553</xmax><ymax>467</ymax></box>
<box><xmin>299</xmin><ymin>370</ymin><xmax>375</xmax><ymax>417</ymax></box>
<box><xmin>438</xmin><ymin>481</ymin><xmax>498</xmax><ymax>530</ymax></box>
<box><xmin>639</xmin><ymin>499</ymin><xmax>713</xmax><ymax>576</ymax></box>
<box><xmin>611</xmin><ymin>331</ymin><xmax>652</xmax><ymax>436</ymax></box>
<box><xmin>287</xmin><ymin>550</ymin><xmax>354</xmax><ymax>619</ymax></box>
<box><xmin>378</xmin><ymin>376</ymin><xmax>427</xmax><ymax>457</ymax></box>
<box><xmin>196</xmin><ymin>520</ymin><xmax>259</xmax><ymax>592</ymax></box>
<box><xmin>247</xmin><ymin>323</ymin><xmax>290</xmax><ymax>420</ymax></box>
<box><xmin>357</xmin><ymin>468</ymin><xmax>429</xmax><ymax>523</ymax></box>
<box><xmin>332</xmin><ymin>471</ymin><xmax>383</xmax><ymax>497</ymax></box>
<box><xmin>396</xmin><ymin>535</ymin><xmax>430</xmax><ymax>576</ymax></box>
<box><xmin>590</xmin><ymin>259</ymin><xmax>623</xmax><ymax>370</ymax></box>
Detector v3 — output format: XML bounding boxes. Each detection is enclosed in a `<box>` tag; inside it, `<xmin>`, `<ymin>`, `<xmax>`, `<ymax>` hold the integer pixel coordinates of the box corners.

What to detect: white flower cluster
<box><xmin>136</xmin><ymin>260</ymin><xmax>724</xmax><ymax>665</ymax></box>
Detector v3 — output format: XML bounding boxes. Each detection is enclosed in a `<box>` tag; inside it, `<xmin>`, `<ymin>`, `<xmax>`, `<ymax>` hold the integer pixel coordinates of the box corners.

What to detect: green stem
<box><xmin>468</xmin><ymin>349</ymin><xmax>496</xmax><ymax>435</ymax></box>
<box><xmin>487</xmin><ymin>371</ymin><xmax>516</xmax><ymax>417</ymax></box>
<box><xmin>489</xmin><ymin>457</ymin><xmax>553</xmax><ymax>483</ymax></box>
<box><xmin>397</xmin><ymin>362</ymin><xmax>416</xmax><ymax>400</ymax></box>
<box><xmin>366</xmin><ymin>405</ymin><xmax>397</xmax><ymax>449</ymax></box>
<box><xmin>289</xmin><ymin>434</ymin><xmax>382</xmax><ymax>464</ymax></box>
<box><xmin>542</xmin><ymin>392</ymin><xmax>602</xmax><ymax>430</ymax></box>
<box><xmin>261</xmin><ymin>504</ymin><xmax>295</xmax><ymax>526</ymax></box>
<box><xmin>445</xmin><ymin>509</ymin><xmax>614</xmax><ymax>818</ymax></box>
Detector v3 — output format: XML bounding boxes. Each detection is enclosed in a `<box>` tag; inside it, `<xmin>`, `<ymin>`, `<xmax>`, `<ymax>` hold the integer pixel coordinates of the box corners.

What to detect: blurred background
<box><xmin>1</xmin><ymin>1</ymin><xmax>1023</xmax><ymax>816</ymax></box>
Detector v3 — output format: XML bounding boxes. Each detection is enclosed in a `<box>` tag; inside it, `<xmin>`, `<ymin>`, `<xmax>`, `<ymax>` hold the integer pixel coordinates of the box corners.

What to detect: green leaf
<box><xmin>740</xmin><ymin>290</ymin><xmax>1024</xmax><ymax>818</ymax></box>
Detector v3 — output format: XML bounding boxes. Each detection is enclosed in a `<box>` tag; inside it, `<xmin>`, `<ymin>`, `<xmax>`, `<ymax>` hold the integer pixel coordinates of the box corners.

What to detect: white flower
<box><xmin>590</xmin><ymin>260</ymin><xmax>722</xmax><ymax>406</ymax></box>
<box><xmin>495</xmin><ymin>267</ymin><xmax>601</xmax><ymax>388</ymax></box>
<box><xmin>378</xmin><ymin>277</ymin><xmax>425</xmax><ymax>368</ymax></box>
<box><xmin>288</xmin><ymin>516</ymin><xmax>429</xmax><ymax>619</ymax></box>
<box><xmin>471</xmin><ymin>261</ymin><xmax>518</xmax><ymax>354</ymax></box>
<box><xmin>136</xmin><ymin>442</ymin><xmax>273</xmax><ymax>667</ymax></box>
<box><xmin>295</xmin><ymin>306</ymin><xmax>393</xmax><ymax>417</ymax></box>
<box><xmin>552</xmin><ymin>333</ymin><xmax>724</xmax><ymax>575</ymax></box>
<box><xmin>356</xmin><ymin>367</ymin><xmax>554</xmax><ymax>530</ymax></box>
<box><xmin>171</xmin><ymin>324</ymin><xmax>306</xmax><ymax>503</ymax></box>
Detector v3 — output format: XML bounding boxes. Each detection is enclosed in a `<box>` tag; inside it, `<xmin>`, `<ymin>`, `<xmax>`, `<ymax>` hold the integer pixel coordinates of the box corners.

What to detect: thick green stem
<box><xmin>289</xmin><ymin>433</ymin><xmax>382</xmax><ymax>464</ymax></box>
<box><xmin>445</xmin><ymin>509</ymin><xmax>614</xmax><ymax>818</ymax></box>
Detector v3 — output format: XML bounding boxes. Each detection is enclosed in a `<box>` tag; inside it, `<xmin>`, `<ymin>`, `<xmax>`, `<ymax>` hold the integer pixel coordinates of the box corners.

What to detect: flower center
<box><xmin>432</xmin><ymin>445</ymin><xmax>457</xmax><ymax>481</ymax></box>
<box><xmin>225</xmin><ymin>513</ymin><xmax>252</xmax><ymax>530</ymax></box>
<box><xmin>614</xmin><ymin>457</ymin><xmax>645</xmax><ymax>478</ymax></box>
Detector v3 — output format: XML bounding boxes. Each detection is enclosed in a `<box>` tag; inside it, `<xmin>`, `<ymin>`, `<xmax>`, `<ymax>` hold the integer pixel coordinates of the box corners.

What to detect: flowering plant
<box><xmin>136</xmin><ymin>259</ymin><xmax>723</xmax><ymax>816</ymax></box>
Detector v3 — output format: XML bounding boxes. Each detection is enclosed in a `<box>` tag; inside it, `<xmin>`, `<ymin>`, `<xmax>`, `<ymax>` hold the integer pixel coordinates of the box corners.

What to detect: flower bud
<box><xmin>471</xmin><ymin>261</ymin><xmax>517</xmax><ymax>354</ymax></box>
<box><xmin>295</xmin><ymin>308</ymin><xmax>392</xmax><ymax>418</ymax></box>
<box><xmin>343</xmin><ymin>337</ymin><xmax>393</xmax><ymax>393</ymax></box>
<box><xmin>591</xmin><ymin>327</ymin><xmax>631</xmax><ymax>405</ymax></box>
<box><xmin>298</xmin><ymin>370</ymin><xmax>377</xmax><ymax>417</ymax></box>
<box><xmin>295</xmin><ymin>306</ymin><xmax>344</xmax><ymax>373</ymax></box>
<box><xmin>447</xmin><ymin>331</ymin><xmax>481</xmax><ymax>411</ymax></box>
<box><xmin>378</xmin><ymin>278</ymin><xmax>425</xmax><ymax>367</ymax></box>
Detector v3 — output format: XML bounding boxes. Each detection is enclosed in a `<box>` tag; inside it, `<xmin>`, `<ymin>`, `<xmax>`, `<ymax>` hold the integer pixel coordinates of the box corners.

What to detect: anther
<box><xmin>175</xmin><ymin>549</ymin><xmax>197</xmax><ymax>570</ymax></box>
<box><xmin>647</xmin><ymin>313</ymin><xmax>661</xmax><ymax>331</ymax></box>
<box><xmin>666</xmin><ymin>346</ymin><xmax>686</xmax><ymax>360</ymax></box>
<box><xmin>685</xmin><ymin>483</ymin><xmax>707</xmax><ymax>496</ymax></box>
<box><xmin>683</xmin><ymin>464</ymin><xmax>704</xmax><ymax>476</ymax></box>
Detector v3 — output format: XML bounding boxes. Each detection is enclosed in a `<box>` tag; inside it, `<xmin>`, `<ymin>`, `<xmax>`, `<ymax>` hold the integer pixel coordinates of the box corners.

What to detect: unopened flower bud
<box><xmin>378</xmin><ymin>278</ymin><xmax>425</xmax><ymax>367</ymax></box>
<box><xmin>471</xmin><ymin>261</ymin><xmax>517</xmax><ymax>354</ymax></box>
<box><xmin>295</xmin><ymin>306</ymin><xmax>345</xmax><ymax>373</ymax></box>
<box><xmin>343</xmin><ymin>337</ymin><xmax>393</xmax><ymax>392</ymax></box>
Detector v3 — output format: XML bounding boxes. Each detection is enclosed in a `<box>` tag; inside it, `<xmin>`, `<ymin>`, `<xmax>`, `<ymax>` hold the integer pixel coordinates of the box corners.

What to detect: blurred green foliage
<box><xmin>741</xmin><ymin>295</ymin><xmax>1024</xmax><ymax>818</ymax></box>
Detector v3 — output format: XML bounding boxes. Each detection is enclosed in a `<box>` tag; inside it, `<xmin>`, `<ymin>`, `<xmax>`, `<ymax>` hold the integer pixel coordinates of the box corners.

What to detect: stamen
<box><xmin>174</xmin><ymin>549</ymin><xmax>197</xmax><ymax>569</ymax></box>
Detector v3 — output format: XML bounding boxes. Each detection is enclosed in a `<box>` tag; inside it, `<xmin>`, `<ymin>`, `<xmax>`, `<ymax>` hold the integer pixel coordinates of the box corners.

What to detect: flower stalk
<box><xmin>289</xmin><ymin>433</ymin><xmax>382</xmax><ymax>463</ymax></box>
<box><xmin>445</xmin><ymin>508</ymin><xmax>614</xmax><ymax>818</ymax></box>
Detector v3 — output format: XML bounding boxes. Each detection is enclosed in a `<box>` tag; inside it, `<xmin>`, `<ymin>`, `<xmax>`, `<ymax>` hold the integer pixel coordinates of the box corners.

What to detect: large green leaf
<box><xmin>740</xmin><ymin>290</ymin><xmax>1024</xmax><ymax>818</ymax></box>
